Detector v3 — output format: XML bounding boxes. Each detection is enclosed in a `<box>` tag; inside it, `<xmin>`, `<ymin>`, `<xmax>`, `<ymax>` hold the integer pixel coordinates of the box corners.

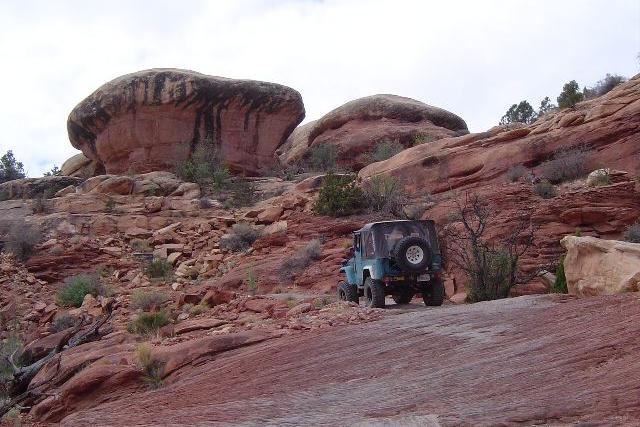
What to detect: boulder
<box><xmin>60</xmin><ymin>152</ymin><xmax>104</xmax><ymax>178</ymax></box>
<box><xmin>560</xmin><ymin>236</ymin><xmax>640</xmax><ymax>296</ymax></box>
<box><xmin>279</xmin><ymin>94</ymin><xmax>468</xmax><ymax>170</ymax></box>
<box><xmin>68</xmin><ymin>68</ymin><xmax>305</xmax><ymax>176</ymax></box>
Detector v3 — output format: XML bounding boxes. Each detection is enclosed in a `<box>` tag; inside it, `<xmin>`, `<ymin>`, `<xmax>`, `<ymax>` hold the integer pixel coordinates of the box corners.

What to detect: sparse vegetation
<box><xmin>144</xmin><ymin>258</ymin><xmax>172</xmax><ymax>280</ymax></box>
<box><xmin>533</xmin><ymin>180</ymin><xmax>556</xmax><ymax>199</ymax></box>
<box><xmin>307</xmin><ymin>145</ymin><xmax>337</xmax><ymax>172</ymax></box>
<box><xmin>105</xmin><ymin>197</ymin><xmax>116</xmax><ymax>213</ymax></box>
<box><xmin>135</xmin><ymin>343</ymin><xmax>164</xmax><ymax>389</ymax></box>
<box><xmin>176</xmin><ymin>143</ymin><xmax>231</xmax><ymax>191</ymax></box>
<box><xmin>583</xmin><ymin>74</ymin><xmax>627</xmax><ymax>100</ymax></box>
<box><xmin>551</xmin><ymin>258</ymin><xmax>568</xmax><ymax>294</ymax></box>
<box><xmin>52</xmin><ymin>314</ymin><xmax>77</xmax><ymax>332</ymax></box>
<box><xmin>411</xmin><ymin>134</ymin><xmax>437</xmax><ymax>146</ymax></box>
<box><xmin>506</xmin><ymin>165</ymin><xmax>527</xmax><ymax>182</ymax></box>
<box><xmin>279</xmin><ymin>239</ymin><xmax>323</xmax><ymax>280</ymax></box>
<box><xmin>539</xmin><ymin>147</ymin><xmax>590</xmax><ymax>184</ymax></box>
<box><xmin>31</xmin><ymin>197</ymin><xmax>51</xmax><ymax>214</ymax></box>
<box><xmin>56</xmin><ymin>274</ymin><xmax>107</xmax><ymax>308</ymax></box>
<box><xmin>361</xmin><ymin>175</ymin><xmax>406</xmax><ymax>215</ymax></box>
<box><xmin>131</xmin><ymin>290</ymin><xmax>167</xmax><ymax>311</ymax></box>
<box><xmin>443</xmin><ymin>194</ymin><xmax>535</xmax><ymax>303</ymax></box>
<box><xmin>189</xmin><ymin>302</ymin><xmax>210</xmax><ymax>315</ymax></box>
<box><xmin>623</xmin><ymin>222</ymin><xmax>640</xmax><ymax>243</ymax></box>
<box><xmin>130</xmin><ymin>239</ymin><xmax>151</xmax><ymax>253</ymax></box>
<box><xmin>219</xmin><ymin>222</ymin><xmax>260</xmax><ymax>252</ymax></box>
<box><xmin>557</xmin><ymin>80</ymin><xmax>584</xmax><ymax>109</ymax></box>
<box><xmin>5</xmin><ymin>220</ymin><xmax>41</xmax><ymax>262</ymax></box>
<box><xmin>127</xmin><ymin>311</ymin><xmax>169</xmax><ymax>335</ymax></box>
<box><xmin>222</xmin><ymin>179</ymin><xmax>257</xmax><ymax>209</ymax></box>
<box><xmin>0</xmin><ymin>335</ymin><xmax>23</xmax><ymax>401</ymax></box>
<box><xmin>363</xmin><ymin>140</ymin><xmax>404</xmax><ymax>164</ymax></box>
<box><xmin>0</xmin><ymin>151</ymin><xmax>26</xmax><ymax>184</ymax></box>
<box><xmin>313</xmin><ymin>173</ymin><xmax>364</xmax><ymax>217</ymax></box>
<box><xmin>245</xmin><ymin>266</ymin><xmax>258</xmax><ymax>295</ymax></box>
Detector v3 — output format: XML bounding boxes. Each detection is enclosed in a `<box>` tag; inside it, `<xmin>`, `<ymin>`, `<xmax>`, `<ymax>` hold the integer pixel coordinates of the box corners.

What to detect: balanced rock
<box><xmin>68</xmin><ymin>68</ymin><xmax>305</xmax><ymax>176</ymax></box>
<box><xmin>279</xmin><ymin>94</ymin><xmax>468</xmax><ymax>170</ymax></box>
<box><xmin>60</xmin><ymin>152</ymin><xmax>104</xmax><ymax>178</ymax></box>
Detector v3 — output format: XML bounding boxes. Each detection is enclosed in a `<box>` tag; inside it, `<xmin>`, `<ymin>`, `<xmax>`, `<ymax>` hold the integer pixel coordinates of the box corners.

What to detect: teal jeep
<box><xmin>337</xmin><ymin>220</ymin><xmax>444</xmax><ymax>308</ymax></box>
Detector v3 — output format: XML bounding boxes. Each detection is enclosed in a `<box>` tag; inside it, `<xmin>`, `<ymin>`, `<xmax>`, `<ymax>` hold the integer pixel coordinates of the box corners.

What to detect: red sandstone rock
<box><xmin>68</xmin><ymin>69</ymin><xmax>305</xmax><ymax>176</ymax></box>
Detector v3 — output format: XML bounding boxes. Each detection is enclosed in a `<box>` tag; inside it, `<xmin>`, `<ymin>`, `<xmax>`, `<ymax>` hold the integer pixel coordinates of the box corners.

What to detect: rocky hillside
<box><xmin>0</xmin><ymin>69</ymin><xmax>639</xmax><ymax>425</ymax></box>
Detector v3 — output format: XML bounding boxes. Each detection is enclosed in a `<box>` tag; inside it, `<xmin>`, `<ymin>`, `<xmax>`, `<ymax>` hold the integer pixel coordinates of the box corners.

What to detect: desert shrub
<box><xmin>52</xmin><ymin>314</ymin><xmax>77</xmax><ymax>332</ymax></box>
<box><xmin>500</xmin><ymin>100</ymin><xmax>536</xmax><ymax>125</ymax></box>
<box><xmin>307</xmin><ymin>145</ymin><xmax>338</xmax><ymax>172</ymax></box>
<box><xmin>176</xmin><ymin>143</ymin><xmax>231</xmax><ymax>191</ymax></box>
<box><xmin>588</xmin><ymin>170</ymin><xmax>612</xmax><ymax>187</ymax></box>
<box><xmin>539</xmin><ymin>147</ymin><xmax>589</xmax><ymax>184</ymax></box>
<box><xmin>533</xmin><ymin>180</ymin><xmax>556</xmax><ymax>199</ymax></box>
<box><xmin>105</xmin><ymin>197</ymin><xmax>116</xmax><ymax>213</ymax></box>
<box><xmin>623</xmin><ymin>222</ymin><xmax>640</xmax><ymax>243</ymax></box>
<box><xmin>5</xmin><ymin>220</ymin><xmax>41</xmax><ymax>261</ymax></box>
<box><xmin>199</xmin><ymin>197</ymin><xmax>214</xmax><ymax>209</ymax></box>
<box><xmin>313</xmin><ymin>296</ymin><xmax>332</xmax><ymax>309</ymax></box>
<box><xmin>189</xmin><ymin>302</ymin><xmax>210</xmax><ymax>315</ymax></box>
<box><xmin>131</xmin><ymin>290</ymin><xmax>167</xmax><ymax>311</ymax></box>
<box><xmin>32</xmin><ymin>197</ymin><xmax>51</xmax><ymax>214</ymax></box>
<box><xmin>222</xmin><ymin>179</ymin><xmax>257</xmax><ymax>208</ymax></box>
<box><xmin>361</xmin><ymin>175</ymin><xmax>407</xmax><ymax>215</ymax></box>
<box><xmin>279</xmin><ymin>239</ymin><xmax>323</xmax><ymax>280</ymax></box>
<box><xmin>43</xmin><ymin>165</ymin><xmax>61</xmax><ymax>177</ymax></box>
<box><xmin>135</xmin><ymin>343</ymin><xmax>164</xmax><ymax>389</ymax></box>
<box><xmin>313</xmin><ymin>173</ymin><xmax>364</xmax><ymax>217</ymax></box>
<box><xmin>551</xmin><ymin>258</ymin><xmax>568</xmax><ymax>293</ymax></box>
<box><xmin>219</xmin><ymin>222</ymin><xmax>260</xmax><ymax>252</ymax></box>
<box><xmin>0</xmin><ymin>151</ymin><xmax>26</xmax><ymax>184</ymax></box>
<box><xmin>57</xmin><ymin>274</ymin><xmax>106</xmax><ymax>307</ymax></box>
<box><xmin>144</xmin><ymin>258</ymin><xmax>172</xmax><ymax>280</ymax></box>
<box><xmin>127</xmin><ymin>311</ymin><xmax>169</xmax><ymax>335</ymax></box>
<box><xmin>130</xmin><ymin>239</ymin><xmax>151</xmax><ymax>253</ymax></box>
<box><xmin>536</xmin><ymin>96</ymin><xmax>556</xmax><ymax>117</ymax></box>
<box><xmin>583</xmin><ymin>74</ymin><xmax>627</xmax><ymax>100</ymax></box>
<box><xmin>465</xmin><ymin>249</ymin><xmax>514</xmax><ymax>303</ymax></box>
<box><xmin>557</xmin><ymin>80</ymin><xmax>584</xmax><ymax>109</ymax></box>
<box><xmin>245</xmin><ymin>267</ymin><xmax>258</xmax><ymax>295</ymax></box>
<box><xmin>505</xmin><ymin>165</ymin><xmax>527</xmax><ymax>183</ymax></box>
<box><xmin>411</xmin><ymin>134</ymin><xmax>437</xmax><ymax>146</ymax></box>
<box><xmin>370</xmin><ymin>140</ymin><xmax>404</xmax><ymax>163</ymax></box>
<box><xmin>0</xmin><ymin>335</ymin><xmax>23</xmax><ymax>399</ymax></box>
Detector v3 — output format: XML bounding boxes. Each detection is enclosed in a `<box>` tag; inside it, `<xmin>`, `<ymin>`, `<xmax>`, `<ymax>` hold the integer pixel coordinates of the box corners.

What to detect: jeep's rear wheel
<box><xmin>392</xmin><ymin>289</ymin><xmax>415</xmax><ymax>304</ymax></box>
<box><xmin>422</xmin><ymin>279</ymin><xmax>445</xmax><ymax>306</ymax></box>
<box><xmin>337</xmin><ymin>281</ymin><xmax>358</xmax><ymax>303</ymax></box>
<box><xmin>364</xmin><ymin>277</ymin><xmax>385</xmax><ymax>308</ymax></box>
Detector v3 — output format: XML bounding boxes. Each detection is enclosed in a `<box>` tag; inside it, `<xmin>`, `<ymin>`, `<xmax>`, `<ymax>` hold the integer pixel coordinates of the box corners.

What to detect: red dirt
<box><xmin>61</xmin><ymin>294</ymin><xmax>640</xmax><ymax>426</ymax></box>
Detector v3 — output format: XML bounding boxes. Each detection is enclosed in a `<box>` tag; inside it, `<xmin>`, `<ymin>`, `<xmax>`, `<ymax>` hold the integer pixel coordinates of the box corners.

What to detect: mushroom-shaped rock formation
<box><xmin>278</xmin><ymin>94</ymin><xmax>468</xmax><ymax>170</ymax></box>
<box><xmin>68</xmin><ymin>69</ymin><xmax>305</xmax><ymax>176</ymax></box>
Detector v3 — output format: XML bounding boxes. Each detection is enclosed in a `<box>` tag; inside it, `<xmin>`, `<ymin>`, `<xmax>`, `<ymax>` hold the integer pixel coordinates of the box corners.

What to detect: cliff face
<box><xmin>68</xmin><ymin>69</ymin><xmax>305</xmax><ymax>175</ymax></box>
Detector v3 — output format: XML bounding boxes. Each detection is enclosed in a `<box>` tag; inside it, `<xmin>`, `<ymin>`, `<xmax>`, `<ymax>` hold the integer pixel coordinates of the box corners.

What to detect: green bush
<box><xmin>219</xmin><ymin>222</ymin><xmax>260</xmax><ymax>252</ymax></box>
<box><xmin>623</xmin><ymin>222</ymin><xmax>640</xmax><ymax>243</ymax></box>
<box><xmin>176</xmin><ymin>143</ymin><xmax>232</xmax><ymax>191</ymax></box>
<box><xmin>361</xmin><ymin>175</ymin><xmax>406</xmax><ymax>215</ymax></box>
<box><xmin>57</xmin><ymin>274</ymin><xmax>106</xmax><ymax>307</ymax></box>
<box><xmin>43</xmin><ymin>165</ymin><xmax>61</xmax><ymax>177</ymax></box>
<box><xmin>465</xmin><ymin>249</ymin><xmax>514</xmax><ymax>303</ymax></box>
<box><xmin>135</xmin><ymin>343</ymin><xmax>164</xmax><ymax>389</ymax></box>
<box><xmin>307</xmin><ymin>145</ymin><xmax>337</xmax><ymax>172</ymax></box>
<box><xmin>131</xmin><ymin>290</ymin><xmax>167</xmax><ymax>311</ymax></box>
<box><xmin>557</xmin><ymin>80</ymin><xmax>584</xmax><ymax>109</ymax></box>
<box><xmin>127</xmin><ymin>311</ymin><xmax>169</xmax><ymax>335</ymax></box>
<box><xmin>500</xmin><ymin>100</ymin><xmax>536</xmax><ymax>125</ymax></box>
<box><xmin>370</xmin><ymin>140</ymin><xmax>404</xmax><ymax>163</ymax></box>
<box><xmin>145</xmin><ymin>258</ymin><xmax>172</xmax><ymax>280</ymax></box>
<box><xmin>533</xmin><ymin>180</ymin><xmax>556</xmax><ymax>199</ymax></box>
<box><xmin>313</xmin><ymin>173</ymin><xmax>364</xmax><ymax>217</ymax></box>
<box><xmin>222</xmin><ymin>179</ymin><xmax>257</xmax><ymax>208</ymax></box>
<box><xmin>551</xmin><ymin>258</ymin><xmax>568</xmax><ymax>293</ymax></box>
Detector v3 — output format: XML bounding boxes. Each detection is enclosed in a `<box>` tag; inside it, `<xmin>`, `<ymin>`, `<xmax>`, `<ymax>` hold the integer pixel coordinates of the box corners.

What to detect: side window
<box><xmin>364</xmin><ymin>232</ymin><xmax>375</xmax><ymax>258</ymax></box>
<box><xmin>353</xmin><ymin>234</ymin><xmax>361</xmax><ymax>252</ymax></box>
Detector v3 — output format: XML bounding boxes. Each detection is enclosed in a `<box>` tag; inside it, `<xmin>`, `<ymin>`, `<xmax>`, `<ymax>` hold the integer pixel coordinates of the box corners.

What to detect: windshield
<box><xmin>372</xmin><ymin>222</ymin><xmax>431</xmax><ymax>257</ymax></box>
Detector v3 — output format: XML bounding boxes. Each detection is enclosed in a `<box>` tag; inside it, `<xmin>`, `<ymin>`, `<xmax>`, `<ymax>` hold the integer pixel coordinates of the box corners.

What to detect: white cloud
<box><xmin>0</xmin><ymin>0</ymin><xmax>638</xmax><ymax>176</ymax></box>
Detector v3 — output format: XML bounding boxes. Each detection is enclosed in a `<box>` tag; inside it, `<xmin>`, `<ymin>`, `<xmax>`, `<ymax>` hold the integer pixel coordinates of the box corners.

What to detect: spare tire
<box><xmin>393</xmin><ymin>236</ymin><xmax>431</xmax><ymax>272</ymax></box>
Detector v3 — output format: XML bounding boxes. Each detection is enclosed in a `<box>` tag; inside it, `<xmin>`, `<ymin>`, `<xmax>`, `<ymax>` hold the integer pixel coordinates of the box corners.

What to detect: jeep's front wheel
<box><xmin>364</xmin><ymin>277</ymin><xmax>385</xmax><ymax>308</ymax></box>
<box><xmin>422</xmin><ymin>279</ymin><xmax>445</xmax><ymax>306</ymax></box>
<box><xmin>337</xmin><ymin>281</ymin><xmax>358</xmax><ymax>303</ymax></box>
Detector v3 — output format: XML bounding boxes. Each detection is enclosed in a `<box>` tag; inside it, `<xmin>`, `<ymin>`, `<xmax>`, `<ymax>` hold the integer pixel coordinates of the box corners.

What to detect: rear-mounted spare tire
<box><xmin>393</xmin><ymin>236</ymin><xmax>431</xmax><ymax>273</ymax></box>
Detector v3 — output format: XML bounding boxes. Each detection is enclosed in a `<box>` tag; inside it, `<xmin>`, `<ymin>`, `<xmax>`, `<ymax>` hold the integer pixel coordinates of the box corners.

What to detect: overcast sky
<box><xmin>1</xmin><ymin>0</ymin><xmax>638</xmax><ymax>176</ymax></box>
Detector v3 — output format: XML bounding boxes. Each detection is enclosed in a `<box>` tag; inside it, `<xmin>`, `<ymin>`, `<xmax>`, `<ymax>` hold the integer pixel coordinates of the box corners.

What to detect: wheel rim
<box><xmin>338</xmin><ymin>289</ymin><xmax>345</xmax><ymax>300</ymax></box>
<box><xmin>405</xmin><ymin>245</ymin><xmax>424</xmax><ymax>264</ymax></box>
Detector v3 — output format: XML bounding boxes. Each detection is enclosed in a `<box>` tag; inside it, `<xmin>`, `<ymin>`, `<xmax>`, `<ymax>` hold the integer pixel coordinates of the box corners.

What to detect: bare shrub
<box><xmin>5</xmin><ymin>220</ymin><xmax>41</xmax><ymax>262</ymax></box>
<box><xmin>144</xmin><ymin>258</ymin><xmax>172</xmax><ymax>280</ymax></box>
<box><xmin>443</xmin><ymin>194</ymin><xmax>536</xmax><ymax>302</ymax></box>
<box><xmin>219</xmin><ymin>222</ymin><xmax>260</xmax><ymax>252</ymax></box>
<box><xmin>52</xmin><ymin>314</ymin><xmax>77</xmax><ymax>332</ymax></box>
<box><xmin>539</xmin><ymin>147</ymin><xmax>590</xmax><ymax>184</ymax></box>
<box><xmin>307</xmin><ymin>145</ymin><xmax>338</xmax><ymax>172</ymax></box>
<box><xmin>533</xmin><ymin>180</ymin><xmax>556</xmax><ymax>199</ymax></box>
<box><xmin>361</xmin><ymin>175</ymin><xmax>406</xmax><ymax>215</ymax></box>
<box><xmin>505</xmin><ymin>165</ymin><xmax>527</xmax><ymax>183</ymax></box>
<box><xmin>279</xmin><ymin>239</ymin><xmax>323</xmax><ymax>280</ymax></box>
<box><xmin>32</xmin><ymin>197</ymin><xmax>51</xmax><ymax>214</ymax></box>
<box><xmin>131</xmin><ymin>290</ymin><xmax>167</xmax><ymax>311</ymax></box>
<box><xmin>624</xmin><ymin>222</ymin><xmax>640</xmax><ymax>243</ymax></box>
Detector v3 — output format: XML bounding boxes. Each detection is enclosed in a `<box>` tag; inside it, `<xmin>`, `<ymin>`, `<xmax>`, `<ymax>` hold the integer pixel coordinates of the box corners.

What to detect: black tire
<box><xmin>393</xmin><ymin>236</ymin><xmax>432</xmax><ymax>273</ymax></box>
<box><xmin>364</xmin><ymin>277</ymin><xmax>385</xmax><ymax>308</ymax></box>
<box><xmin>422</xmin><ymin>279</ymin><xmax>445</xmax><ymax>306</ymax></box>
<box><xmin>392</xmin><ymin>289</ymin><xmax>415</xmax><ymax>304</ymax></box>
<box><xmin>337</xmin><ymin>281</ymin><xmax>358</xmax><ymax>303</ymax></box>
